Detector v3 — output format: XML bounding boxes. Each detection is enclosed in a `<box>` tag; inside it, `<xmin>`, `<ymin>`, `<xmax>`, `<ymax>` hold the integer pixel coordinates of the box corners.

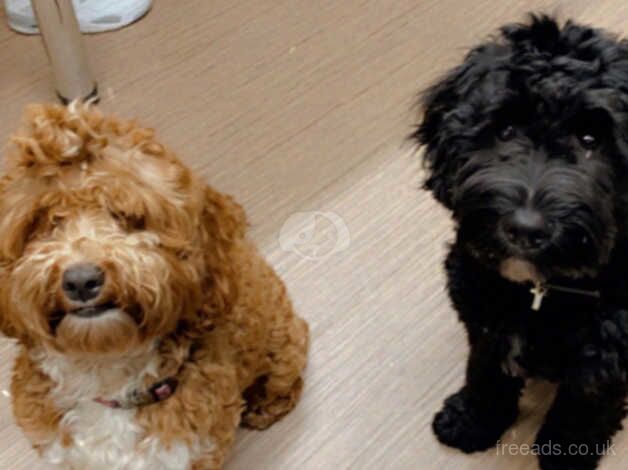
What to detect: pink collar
<box><xmin>94</xmin><ymin>377</ymin><xmax>178</xmax><ymax>409</ymax></box>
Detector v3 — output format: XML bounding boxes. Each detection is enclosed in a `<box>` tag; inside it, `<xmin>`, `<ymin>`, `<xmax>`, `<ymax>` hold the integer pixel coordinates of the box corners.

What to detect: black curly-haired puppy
<box><xmin>413</xmin><ymin>15</ymin><xmax>628</xmax><ymax>470</ymax></box>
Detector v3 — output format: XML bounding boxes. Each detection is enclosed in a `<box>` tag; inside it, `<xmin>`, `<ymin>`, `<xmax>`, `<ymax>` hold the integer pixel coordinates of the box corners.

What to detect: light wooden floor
<box><xmin>1</xmin><ymin>1</ymin><xmax>628</xmax><ymax>469</ymax></box>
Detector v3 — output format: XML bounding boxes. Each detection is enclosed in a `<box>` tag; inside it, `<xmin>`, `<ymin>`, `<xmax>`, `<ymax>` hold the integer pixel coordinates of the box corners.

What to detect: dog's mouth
<box><xmin>49</xmin><ymin>302</ymin><xmax>143</xmax><ymax>333</ymax></box>
<box><xmin>467</xmin><ymin>241</ymin><xmax>602</xmax><ymax>284</ymax></box>
<box><xmin>499</xmin><ymin>257</ymin><xmax>543</xmax><ymax>284</ymax></box>
<box><xmin>69</xmin><ymin>301</ymin><xmax>117</xmax><ymax>318</ymax></box>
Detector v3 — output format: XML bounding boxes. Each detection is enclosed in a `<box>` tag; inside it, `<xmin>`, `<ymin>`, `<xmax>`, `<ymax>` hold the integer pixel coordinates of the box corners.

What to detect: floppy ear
<box><xmin>0</xmin><ymin>184</ymin><xmax>41</xmax><ymax>340</ymax></box>
<box><xmin>0</xmin><ymin>267</ymin><xmax>16</xmax><ymax>339</ymax></box>
<box><xmin>198</xmin><ymin>186</ymin><xmax>247</xmax><ymax>320</ymax></box>
<box><xmin>0</xmin><ymin>218</ymin><xmax>40</xmax><ymax>340</ymax></box>
<box><xmin>411</xmin><ymin>42</ymin><xmax>510</xmax><ymax>208</ymax></box>
<box><xmin>0</xmin><ymin>279</ymin><xmax>24</xmax><ymax>341</ymax></box>
<box><xmin>583</xmin><ymin>41</ymin><xmax>628</xmax><ymax>160</ymax></box>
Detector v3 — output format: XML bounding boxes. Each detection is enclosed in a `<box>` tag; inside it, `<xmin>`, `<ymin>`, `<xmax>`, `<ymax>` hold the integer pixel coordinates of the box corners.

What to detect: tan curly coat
<box><xmin>1</xmin><ymin>103</ymin><xmax>308</xmax><ymax>469</ymax></box>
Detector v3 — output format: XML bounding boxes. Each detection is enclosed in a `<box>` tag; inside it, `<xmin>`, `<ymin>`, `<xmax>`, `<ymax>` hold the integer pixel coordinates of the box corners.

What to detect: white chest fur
<box><xmin>43</xmin><ymin>402</ymin><xmax>194</xmax><ymax>470</ymax></box>
<box><xmin>34</xmin><ymin>347</ymin><xmax>199</xmax><ymax>470</ymax></box>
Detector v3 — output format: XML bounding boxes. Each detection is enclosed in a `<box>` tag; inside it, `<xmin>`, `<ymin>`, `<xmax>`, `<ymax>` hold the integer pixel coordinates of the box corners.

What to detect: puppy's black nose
<box><xmin>62</xmin><ymin>264</ymin><xmax>105</xmax><ymax>302</ymax></box>
<box><xmin>502</xmin><ymin>209</ymin><xmax>551</xmax><ymax>250</ymax></box>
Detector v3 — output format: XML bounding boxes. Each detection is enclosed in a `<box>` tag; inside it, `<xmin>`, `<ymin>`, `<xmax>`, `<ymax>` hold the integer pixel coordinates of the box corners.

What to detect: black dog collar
<box><xmin>529</xmin><ymin>281</ymin><xmax>601</xmax><ymax>311</ymax></box>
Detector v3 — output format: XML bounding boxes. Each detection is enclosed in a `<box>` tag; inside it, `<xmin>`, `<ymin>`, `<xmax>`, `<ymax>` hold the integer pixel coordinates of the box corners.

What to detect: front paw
<box><xmin>538</xmin><ymin>451</ymin><xmax>599</xmax><ymax>470</ymax></box>
<box><xmin>536</xmin><ymin>433</ymin><xmax>604</xmax><ymax>470</ymax></box>
<box><xmin>432</xmin><ymin>389</ymin><xmax>516</xmax><ymax>453</ymax></box>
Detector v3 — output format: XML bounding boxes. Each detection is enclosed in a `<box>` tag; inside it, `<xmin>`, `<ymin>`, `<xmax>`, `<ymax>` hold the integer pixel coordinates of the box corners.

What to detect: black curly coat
<box><xmin>413</xmin><ymin>15</ymin><xmax>628</xmax><ymax>470</ymax></box>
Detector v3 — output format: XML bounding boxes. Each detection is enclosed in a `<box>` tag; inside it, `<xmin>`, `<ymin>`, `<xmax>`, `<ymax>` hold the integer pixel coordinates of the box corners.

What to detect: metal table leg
<box><xmin>31</xmin><ymin>0</ymin><xmax>99</xmax><ymax>104</ymax></box>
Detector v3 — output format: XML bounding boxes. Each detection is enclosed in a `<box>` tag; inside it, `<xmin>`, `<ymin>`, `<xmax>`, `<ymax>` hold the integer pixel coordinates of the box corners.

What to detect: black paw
<box><xmin>432</xmin><ymin>390</ymin><xmax>516</xmax><ymax>453</ymax></box>
<box><xmin>535</xmin><ymin>433</ymin><xmax>603</xmax><ymax>470</ymax></box>
<box><xmin>538</xmin><ymin>453</ymin><xmax>599</xmax><ymax>470</ymax></box>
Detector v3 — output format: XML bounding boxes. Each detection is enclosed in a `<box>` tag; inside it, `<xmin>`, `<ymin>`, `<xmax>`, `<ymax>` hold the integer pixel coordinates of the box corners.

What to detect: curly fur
<box><xmin>2</xmin><ymin>103</ymin><xmax>308</xmax><ymax>469</ymax></box>
<box><xmin>413</xmin><ymin>15</ymin><xmax>628</xmax><ymax>470</ymax></box>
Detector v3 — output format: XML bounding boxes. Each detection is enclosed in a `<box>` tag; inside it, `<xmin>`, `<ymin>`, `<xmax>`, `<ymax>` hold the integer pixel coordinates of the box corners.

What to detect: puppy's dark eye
<box><xmin>498</xmin><ymin>125</ymin><xmax>516</xmax><ymax>141</ymax></box>
<box><xmin>127</xmin><ymin>215</ymin><xmax>146</xmax><ymax>231</ymax></box>
<box><xmin>49</xmin><ymin>215</ymin><xmax>63</xmax><ymax>227</ymax></box>
<box><xmin>111</xmin><ymin>211</ymin><xmax>146</xmax><ymax>231</ymax></box>
<box><xmin>579</xmin><ymin>133</ymin><xmax>598</xmax><ymax>149</ymax></box>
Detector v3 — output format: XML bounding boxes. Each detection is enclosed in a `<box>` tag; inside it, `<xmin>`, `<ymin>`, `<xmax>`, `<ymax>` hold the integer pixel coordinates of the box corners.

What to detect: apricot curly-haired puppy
<box><xmin>0</xmin><ymin>103</ymin><xmax>309</xmax><ymax>469</ymax></box>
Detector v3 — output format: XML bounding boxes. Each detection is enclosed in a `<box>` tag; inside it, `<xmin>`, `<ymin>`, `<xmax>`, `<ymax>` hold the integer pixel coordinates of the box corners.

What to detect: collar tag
<box><xmin>530</xmin><ymin>282</ymin><xmax>547</xmax><ymax>311</ymax></box>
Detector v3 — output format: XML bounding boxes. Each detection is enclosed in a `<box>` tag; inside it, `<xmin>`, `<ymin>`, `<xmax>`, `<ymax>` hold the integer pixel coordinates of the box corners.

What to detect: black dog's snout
<box><xmin>62</xmin><ymin>263</ymin><xmax>105</xmax><ymax>302</ymax></box>
<box><xmin>502</xmin><ymin>209</ymin><xmax>551</xmax><ymax>250</ymax></box>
